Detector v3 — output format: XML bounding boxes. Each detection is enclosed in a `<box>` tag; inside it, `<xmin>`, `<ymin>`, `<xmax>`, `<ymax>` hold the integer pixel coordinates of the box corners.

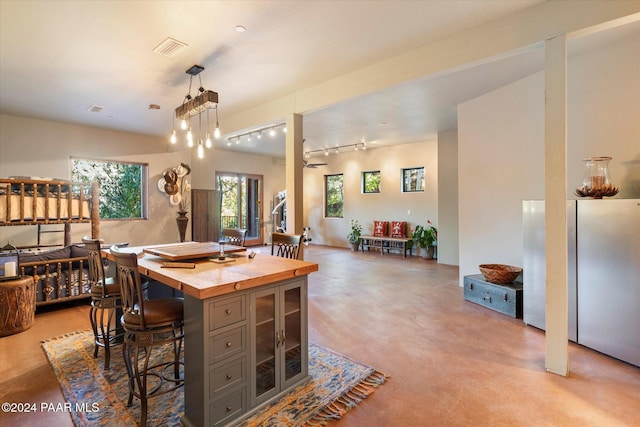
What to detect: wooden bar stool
<box><xmin>110</xmin><ymin>245</ymin><xmax>184</xmax><ymax>427</ymax></box>
<box><xmin>271</xmin><ymin>232</ymin><xmax>303</xmax><ymax>259</ymax></box>
<box><xmin>222</xmin><ymin>227</ymin><xmax>248</xmax><ymax>246</ymax></box>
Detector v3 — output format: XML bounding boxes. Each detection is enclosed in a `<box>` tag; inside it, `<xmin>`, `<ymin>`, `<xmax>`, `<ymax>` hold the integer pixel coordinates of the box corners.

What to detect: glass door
<box><xmin>216</xmin><ymin>172</ymin><xmax>263</xmax><ymax>246</ymax></box>
<box><xmin>254</xmin><ymin>289</ymin><xmax>277</xmax><ymax>403</ymax></box>
<box><xmin>282</xmin><ymin>286</ymin><xmax>302</xmax><ymax>384</ymax></box>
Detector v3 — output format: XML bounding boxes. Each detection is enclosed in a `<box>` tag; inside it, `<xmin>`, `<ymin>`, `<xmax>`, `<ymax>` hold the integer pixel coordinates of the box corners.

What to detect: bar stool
<box><xmin>222</xmin><ymin>227</ymin><xmax>248</xmax><ymax>246</ymax></box>
<box><xmin>110</xmin><ymin>245</ymin><xmax>184</xmax><ymax>427</ymax></box>
<box><xmin>271</xmin><ymin>232</ymin><xmax>304</xmax><ymax>259</ymax></box>
<box><xmin>83</xmin><ymin>237</ymin><xmax>122</xmax><ymax>370</ymax></box>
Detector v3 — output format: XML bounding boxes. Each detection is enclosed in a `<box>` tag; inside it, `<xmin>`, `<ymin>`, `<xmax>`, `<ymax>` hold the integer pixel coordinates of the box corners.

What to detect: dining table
<box><xmin>103</xmin><ymin>241</ymin><xmax>319</xmax><ymax>426</ymax></box>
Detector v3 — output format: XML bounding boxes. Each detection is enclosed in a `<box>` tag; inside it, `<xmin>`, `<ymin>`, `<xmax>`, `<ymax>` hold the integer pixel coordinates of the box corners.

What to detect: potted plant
<box><xmin>347</xmin><ymin>220</ymin><xmax>362</xmax><ymax>251</ymax></box>
<box><xmin>411</xmin><ymin>220</ymin><xmax>437</xmax><ymax>259</ymax></box>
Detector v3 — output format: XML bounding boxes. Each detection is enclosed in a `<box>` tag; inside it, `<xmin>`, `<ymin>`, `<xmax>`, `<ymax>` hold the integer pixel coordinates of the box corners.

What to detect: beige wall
<box><xmin>303</xmin><ymin>139</ymin><xmax>438</xmax><ymax>248</ymax></box>
<box><xmin>0</xmin><ymin>114</ymin><xmax>285</xmax><ymax>247</ymax></box>
<box><xmin>458</xmin><ymin>28</ymin><xmax>640</xmax><ymax>284</ymax></box>
<box><xmin>438</xmin><ymin>129</ymin><xmax>459</xmax><ymax>266</ymax></box>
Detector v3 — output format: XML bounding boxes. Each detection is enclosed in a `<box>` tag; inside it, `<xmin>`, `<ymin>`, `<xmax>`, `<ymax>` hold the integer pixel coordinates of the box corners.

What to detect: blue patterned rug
<box><xmin>42</xmin><ymin>330</ymin><xmax>387</xmax><ymax>426</ymax></box>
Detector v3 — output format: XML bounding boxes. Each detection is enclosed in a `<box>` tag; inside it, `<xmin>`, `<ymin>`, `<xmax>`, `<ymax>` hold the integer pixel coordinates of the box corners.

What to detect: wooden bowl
<box><xmin>478</xmin><ymin>264</ymin><xmax>522</xmax><ymax>284</ymax></box>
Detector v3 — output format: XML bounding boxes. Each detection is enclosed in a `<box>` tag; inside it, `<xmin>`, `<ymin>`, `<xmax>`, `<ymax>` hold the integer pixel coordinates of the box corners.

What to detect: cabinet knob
<box><xmin>226</xmin><ymin>406</ymin><xmax>232</xmax><ymax>412</ymax></box>
<box><xmin>226</xmin><ymin>341</ymin><xmax>232</xmax><ymax>348</ymax></box>
<box><xmin>226</xmin><ymin>374</ymin><xmax>232</xmax><ymax>380</ymax></box>
<box><xmin>469</xmin><ymin>283</ymin><xmax>474</xmax><ymax>290</ymax></box>
<box><xmin>225</xmin><ymin>309</ymin><xmax>232</xmax><ymax>315</ymax></box>
<box><xmin>503</xmin><ymin>293</ymin><xmax>508</xmax><ymax>302</ymax></box>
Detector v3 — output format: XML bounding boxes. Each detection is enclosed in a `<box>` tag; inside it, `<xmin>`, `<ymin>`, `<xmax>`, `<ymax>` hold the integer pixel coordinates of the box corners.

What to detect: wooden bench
<box><xmin>360</xmin><ymin>235</ymin><xmax>412</xmax><ymax>258</ymax></box>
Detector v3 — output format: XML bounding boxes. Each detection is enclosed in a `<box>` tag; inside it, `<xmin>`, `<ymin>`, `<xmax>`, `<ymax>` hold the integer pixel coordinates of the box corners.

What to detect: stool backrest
<box><xmin>222</xmin><ymin>228</ymin><xmax>248</xmax><ymax>247</ymax></box>
<box><xmin>83</xmin><ymin>237</ymin><xmax>108</xmax><ymax>296</ymax></box>
<box><xmin>110</xmin><ymin>246</ymin><xmax>147</xmax><ymax>329</ymax></box>
<box><xmin>271</xmin><ymin>232</ymin><xmax>303</xmax><ymax>259</ymax></box>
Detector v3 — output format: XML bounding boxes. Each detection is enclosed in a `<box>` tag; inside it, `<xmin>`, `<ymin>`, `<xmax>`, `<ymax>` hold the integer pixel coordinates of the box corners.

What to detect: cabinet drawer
<box><xmin>209</xmin><ymin>295</ymin><xmax>245</xmax><ymax>331</ymax></box>
<box><xmin>210</xmin><ymin>326</ymin><xmax>246</xmax><ymax>364</ymax></box>
<box><xmin>210</xmin><ymin>356</ymin><xmax>246</xmax><ymax>398</ymax></box>
<box><xmin>210</xmin><ymin>386</ymin><xmax>246</xmax><ymax>426</ymax></box>
<box><xmin>463</xmin><ymin>275</ymin><xmax>522</xmax><ymax>318</ymax></box>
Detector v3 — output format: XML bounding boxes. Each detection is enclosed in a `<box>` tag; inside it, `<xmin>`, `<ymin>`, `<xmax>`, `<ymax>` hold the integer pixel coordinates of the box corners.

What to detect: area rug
<box><xmin>42</xmin><ymin>330</ymin><xmax>388</xmax><ymax>426</ymax></box>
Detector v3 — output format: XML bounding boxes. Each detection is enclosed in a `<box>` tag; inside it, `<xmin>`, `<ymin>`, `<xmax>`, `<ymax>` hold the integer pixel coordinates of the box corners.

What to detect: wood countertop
<box><xmin>105</xmin><ymin>245</ymin><xmax>318</xmax><ymax>300</ymax></box>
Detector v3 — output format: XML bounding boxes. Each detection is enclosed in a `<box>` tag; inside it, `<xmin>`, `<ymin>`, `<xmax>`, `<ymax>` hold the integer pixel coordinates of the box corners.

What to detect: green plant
<box><xmin>411</xmin><ymin>220</ymin><xmax>438</xmax><ymax>249</ymax></box>
<box><xmin>347</xmin><ymin>219</ymin><xmax>362</xmax><ymax>244</ymax></box>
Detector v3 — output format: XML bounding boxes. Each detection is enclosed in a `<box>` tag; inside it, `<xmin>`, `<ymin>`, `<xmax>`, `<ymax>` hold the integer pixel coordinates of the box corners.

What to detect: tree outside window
<box><xmin>325</xmin><ymin>174</ymin><xmax>343</xmax><ymax>218</ymax></box>
<box><xmin>72</xmin><ymin>158</ymin><xmax>147</xmax><ymax>219</ymax></box>
<box><xmin>401</xmin><ymin>167</ymin><xmax>425</xmax><ymax>192</ymax></box>
<box><xmin>362</xmin><ymin>170</ymin><xmax>381</xmax><ymax>193</ymax></box>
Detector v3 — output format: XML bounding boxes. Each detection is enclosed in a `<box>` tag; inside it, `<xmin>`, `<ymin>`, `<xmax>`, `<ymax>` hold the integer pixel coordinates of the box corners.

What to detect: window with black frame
<box><xmin>324</xmin><ymin>174</ymin><xmax>344</xmax><ymax>218</ymax></box>
<box><xmin>401</xmin><ymin>167</ymin><xmax>425</xmax><ymax>192</ymax></box>
<box><xmin>362</xmin><ymin>170</ymin><xmax>381</xmax><ymax>194</ymax></box>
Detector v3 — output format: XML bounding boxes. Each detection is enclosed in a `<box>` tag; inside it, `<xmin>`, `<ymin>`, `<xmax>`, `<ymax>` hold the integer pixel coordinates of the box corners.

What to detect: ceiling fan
<box><xmin>301</xmin><ymin>139</ymin><xmax>327</xmax><ymax>168</ymax></box>
<box><xmin>303</xmin><ymin>159</ymin><xmax>327</xmax><ymax>168</ymax></box>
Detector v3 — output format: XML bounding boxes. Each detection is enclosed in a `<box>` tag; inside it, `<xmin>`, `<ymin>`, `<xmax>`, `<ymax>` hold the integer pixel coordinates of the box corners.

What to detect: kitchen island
<box><xmin>105</xmin><ymin>243</ymin><xmax>319</xmax><ymax>426</ymax></box>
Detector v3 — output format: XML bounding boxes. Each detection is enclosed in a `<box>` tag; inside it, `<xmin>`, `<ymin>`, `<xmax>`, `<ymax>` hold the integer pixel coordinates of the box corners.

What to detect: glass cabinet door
<box><xmin>254</xmin><ymin>291</ymin><xmax>276</xmax><ymax>399</ymax></box>
<box><xmin>283</xmin><ymin>286</ymin><xmax>302</xmax><ymax>382</ymax></box>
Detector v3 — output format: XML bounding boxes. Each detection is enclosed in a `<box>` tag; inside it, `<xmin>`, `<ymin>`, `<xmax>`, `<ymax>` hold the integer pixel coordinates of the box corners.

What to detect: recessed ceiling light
<box><xmin>235</xmin><ymin>25</ymin><xmax>246</xmax><ymax>33</ymax></box>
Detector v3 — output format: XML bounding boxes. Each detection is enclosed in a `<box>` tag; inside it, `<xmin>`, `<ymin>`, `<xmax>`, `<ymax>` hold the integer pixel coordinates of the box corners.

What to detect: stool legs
<box><xmin>89</xmin><ymin>298</ymin><xmax>118</xmax><ymax>369</ymax></box>
<box><xmin>122</xmin><ymin>327</ymin><xmax>184</xmax><ymax>427</ymax></box>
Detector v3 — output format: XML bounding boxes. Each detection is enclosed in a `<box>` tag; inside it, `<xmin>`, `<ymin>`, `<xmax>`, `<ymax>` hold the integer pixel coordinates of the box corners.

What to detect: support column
<box><xmin>544</xmin><ymin>35</ymin><xmax>569</xmax><ymax>376</ymax></box>
<box><xmin>285</xmin><ymin>113</ymin><xmax>304</xmax><ymax>236</ymax></box>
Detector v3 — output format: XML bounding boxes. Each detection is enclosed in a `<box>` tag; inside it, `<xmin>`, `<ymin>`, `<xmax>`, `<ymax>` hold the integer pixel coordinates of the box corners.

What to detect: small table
<box><xmin>0</xmin><ymin>276</ymin><xmax>35</xmax><ymax>336</ymax></box>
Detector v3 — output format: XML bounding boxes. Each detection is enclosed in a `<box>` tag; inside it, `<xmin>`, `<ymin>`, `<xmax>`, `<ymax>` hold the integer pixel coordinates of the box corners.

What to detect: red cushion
<box><xmin>391</xmin><ymin>221</ymin><xmax>406</xmax><ymax>238</ymax></box>
<box><xmin>373</xmin><ymin>221</ymin><xmax>388</xmax><ymax>237</ymax></box>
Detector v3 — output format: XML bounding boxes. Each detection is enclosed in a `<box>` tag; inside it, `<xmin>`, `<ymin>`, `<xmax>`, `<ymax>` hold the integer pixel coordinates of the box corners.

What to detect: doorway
<box><xmin>216</xmin><ymin>172</ymin><xmax>263</xmax><ymax>246</ymax></box>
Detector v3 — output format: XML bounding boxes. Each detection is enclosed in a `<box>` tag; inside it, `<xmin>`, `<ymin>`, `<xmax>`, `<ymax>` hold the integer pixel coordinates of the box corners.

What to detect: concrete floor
<box><xmin>1</xmin><ymin>244</ymin><xmax>638</xmax><ymax>426</ymax></box>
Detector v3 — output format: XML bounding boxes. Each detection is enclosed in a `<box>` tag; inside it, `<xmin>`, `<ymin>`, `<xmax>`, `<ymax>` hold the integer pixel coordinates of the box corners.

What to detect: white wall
<box><xmin>458</xmin><ymin>28</ymin><xmax>640</xmax><ymax>285</ymax></box>
<box><xmin>0</xmin><ymin>114</ymin><xmax>285</xmax><ymax>247</ymax></box>
<box><xmin>438</xmin><ymin>129</ymin><xmax>459</xmax><ymax>266</ymax></box>
<box><xmin>303</xmin><ymin>139</ymin><xmax>438</xmax><ymax>248</ymax></box>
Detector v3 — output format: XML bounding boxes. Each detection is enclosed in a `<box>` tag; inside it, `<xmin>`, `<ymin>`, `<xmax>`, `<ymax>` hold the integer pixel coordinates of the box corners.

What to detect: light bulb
<box><xmin>187</xmin><ymin>128</ymin><xmax>193</xmax><ymax>147</ymax></box>
<box><xmin>282</xmin><ymin>126</ymin><xmax>287</xmax><ymax>133</ymax></box>
<box><xmin>324</xmin><ymin>150</ymin><xmax>329</xmax><ymax>156</ymax></box>
<box><xmin>214</xmin><ymin>124</ymin><xmax>221</xmax><ymax>139</ymax></box>
<box><xmin>257</xmin><ymin>132</ymin><xmax>262</xmax><ymax>139</ymax></box>
<box><xmin>227</xmin><ymin>141</ymin><xmax>232</xmax><ymax>147</ymax></box>
<box><xmin>269</xmin><ymin>129</ymin><xmax>276</xmax><ymax>137</ymax></box>
<box><xmin>205</xmin><ymin>133</ymin><xmax>212</xmax><ymax>149</ymax></box>
<box><xmin>197</xmin><ymin>143</ymin><xmax>204</xmax><ymax>159</ymax></box>
<box><xmin>170</xmin><ymin>130</ymin><xmax>177</xmax><ymax>144</ymax></box>
<box><xmin>180</xmin><ymin>118</ymin><xmax>188</xmax><ymax>130</ymax></box>
<box><xmin>235</xmin><ymin>138</ymin><xmax>240</xmax><ymax>144</ymax></box>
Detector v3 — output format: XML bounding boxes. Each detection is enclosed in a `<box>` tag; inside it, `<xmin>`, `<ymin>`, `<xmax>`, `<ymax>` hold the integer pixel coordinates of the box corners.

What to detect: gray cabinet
<box><xmin>183</xmin><ymin>276</ymin><xmax>309</xmax><ymax>427</ymax></box>
<box><xmin>251</xmin><ymin>278</ymin><xmax>308</xmax><ymax>406</ymax></box>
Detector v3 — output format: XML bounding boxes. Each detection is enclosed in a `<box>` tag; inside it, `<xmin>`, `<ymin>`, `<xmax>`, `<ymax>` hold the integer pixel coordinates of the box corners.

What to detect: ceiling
<box><xmin>0</xmin><ymin>1</ymin><xmax>636</xmax><ymax>158</ymax></box>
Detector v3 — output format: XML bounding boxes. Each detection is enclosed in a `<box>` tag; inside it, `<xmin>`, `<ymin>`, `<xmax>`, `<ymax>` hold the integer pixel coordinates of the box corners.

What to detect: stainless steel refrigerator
<box><xmin>522</xmin><ymin>200</ymin><xmax>577</xmax><ymax>342</ymax></box>
<box><xmin>576</xmin><ymin>199</ymin><xmax>640</xmax><ymax>366</ymax></box>
<box><xmin>523</xmin><ymin>199</ymin><xmax>639</xmax><ymax>366</ymax></box>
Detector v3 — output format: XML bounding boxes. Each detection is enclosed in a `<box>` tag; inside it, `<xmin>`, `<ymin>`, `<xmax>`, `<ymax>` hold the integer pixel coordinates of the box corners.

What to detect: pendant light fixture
<box><xmin>170</xmin><ymin>65</ymin><xmax>221</xmax><ymax>159</ymax></box>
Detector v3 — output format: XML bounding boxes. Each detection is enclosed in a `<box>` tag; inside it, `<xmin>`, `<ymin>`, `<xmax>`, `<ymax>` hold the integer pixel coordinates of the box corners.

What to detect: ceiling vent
<box><xmin>153</xmin><ymin>37</ymin><xmax>188</xmax><ymax>58</ymax></box>
<box><xmin>87</xmin><ymin>105</ymin><xmax>104</xmax><ymax>113</ymax></box>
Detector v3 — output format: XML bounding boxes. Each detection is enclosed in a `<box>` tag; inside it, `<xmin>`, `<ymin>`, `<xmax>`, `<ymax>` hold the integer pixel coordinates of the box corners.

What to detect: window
<box><xmin>72</xmin><ymin>158</ymin><xmax>147</xmax><ymax>219</ymax></box>
<box><xmin>362</xmin><ymin>170</ymin><xmax>381</xmax><ymax>193</ymax></box>
<box><xmin>402</xmin><ymin>167</ymin><xmax>425</xmax><ymax>192</ymax></box>
<box><xmin>324</xmin><ymin>174</ymin><xmax>344</xmax><ymax>218</ymax></box>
